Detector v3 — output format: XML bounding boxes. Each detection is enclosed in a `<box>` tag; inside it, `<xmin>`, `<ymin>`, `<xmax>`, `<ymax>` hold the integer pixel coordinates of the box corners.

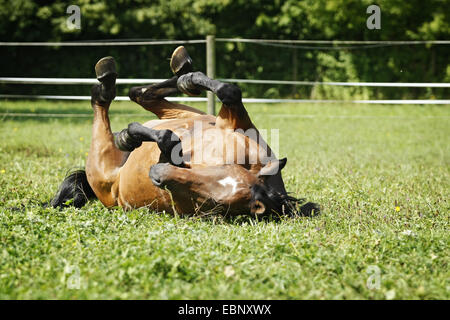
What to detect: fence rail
<box><xmin>1</xmin><ymin>39</ymin><xmax>449</xmax><ymax>46</ymax></box>
<box><xmin>1</xmin><ymin>94</ymin><xmax>449</xmax><ymax>105</ymax></box>
<box><xmin>2</xmin><ymin>77</ymin><xmax>449</xmax><ymax>88</ymax></box>
<box><xmin>0</xmin><ymin>39</ymin><xmax>206</xmax><ymax>46</ymax></box>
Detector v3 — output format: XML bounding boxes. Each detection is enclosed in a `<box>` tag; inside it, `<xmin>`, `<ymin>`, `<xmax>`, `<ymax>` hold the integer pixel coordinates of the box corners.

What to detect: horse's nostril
<box><xmin>251</xmin><ymin>200</ymin><xmax>266</xmax><ymax>215</ymax></box>
<box><xmin>149</xmin><ymin>163</ymin><xmax>170</xmax><ymax>187</ymax></box>
<box><xmin>150</xmin><ymin>174</ymin><xmax>163</xmax><ymax>187</ymax></box>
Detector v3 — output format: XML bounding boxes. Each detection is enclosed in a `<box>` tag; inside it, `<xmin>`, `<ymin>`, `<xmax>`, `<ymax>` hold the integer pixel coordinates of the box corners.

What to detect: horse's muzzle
<box><xmin>149</xmin><ymin>163</ymin><xmax>172</xmax><ymax>187</ymax></box>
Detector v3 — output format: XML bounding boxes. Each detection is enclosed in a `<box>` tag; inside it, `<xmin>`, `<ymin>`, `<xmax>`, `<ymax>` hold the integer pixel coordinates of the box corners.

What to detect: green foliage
<box><xmin>0</xmin><ymin>100</ymin><xmax>449</xmax><ymax>299</ymax></box>
<box><xmin>0</xmin><ymin>0</ymin><xmax>449</xmax><ymax>99</ymax></box>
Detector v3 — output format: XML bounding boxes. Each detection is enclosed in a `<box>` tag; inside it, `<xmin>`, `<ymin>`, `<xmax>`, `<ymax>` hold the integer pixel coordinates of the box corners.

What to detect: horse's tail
<box><xmin>50</xmin><ymin>169</ymin><xmax>96</xmax><ymax>208</ymax></box>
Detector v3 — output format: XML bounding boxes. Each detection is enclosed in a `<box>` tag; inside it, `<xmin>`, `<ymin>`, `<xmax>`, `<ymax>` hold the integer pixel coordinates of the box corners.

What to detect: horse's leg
<box><xmin>86</xmin><ymin>57</ymin><xmax>125</xmax><ymax>207</ymax></box>
<box><xmin>128</xmin><ymin>47</ymin><xmax>206</xmax><ymax>120</ymax></box>
<box><xmin>128</xmin><ymin>80</ymin><xmax>206</xmax><ymax>120</ymax></box>
<box><xmin>176</xmin><ymin>71</ymin><xmax>253</xmax><ymax>130</ymax></box>
<box><xmin>113</xmin><ymin>122</ymin><xmax>185</xmax><ymax>167</ymax></box>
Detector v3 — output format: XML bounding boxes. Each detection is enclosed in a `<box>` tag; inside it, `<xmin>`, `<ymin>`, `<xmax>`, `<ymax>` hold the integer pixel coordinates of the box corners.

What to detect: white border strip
<box><xmin>1</xmin><ymin>94</ymin><xmax>448</xmax><ymax>104</ymax></box>
<box><xmin>2</xmin><ymin>77</ymin><xmax>449</xmax><ymax>88</ymax></box>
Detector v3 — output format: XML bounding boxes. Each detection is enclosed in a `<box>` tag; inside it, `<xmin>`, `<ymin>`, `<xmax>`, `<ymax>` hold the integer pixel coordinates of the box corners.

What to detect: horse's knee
<box><xmin>216</xmin><ymin>83</ymin><xmax>242</xmax><ymax>106</ymax></box>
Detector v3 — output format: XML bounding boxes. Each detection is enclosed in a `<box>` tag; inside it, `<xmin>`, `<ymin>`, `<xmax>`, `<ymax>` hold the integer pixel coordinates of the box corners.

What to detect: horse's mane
<box><xmin>51</xmin><ymin>169</ymin><xmax>97</xmax><ymax>208</ymax></box>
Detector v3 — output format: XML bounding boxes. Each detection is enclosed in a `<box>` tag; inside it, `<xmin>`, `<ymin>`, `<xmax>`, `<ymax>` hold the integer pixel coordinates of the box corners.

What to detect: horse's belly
<box><xmin>117</xmin><ymin>142</ymin><xmax>172</xmax><ymax>211</ymax></box>
<box><xmin>115</xmin><ymin>117</ymin><xmax>212</xmax><ymax>211</ymax></box>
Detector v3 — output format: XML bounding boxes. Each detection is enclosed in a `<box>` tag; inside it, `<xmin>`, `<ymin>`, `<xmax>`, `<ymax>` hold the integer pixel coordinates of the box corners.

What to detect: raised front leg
<box><xmin>177</xmin><ymin>71</ymin><xmax>253</xmax><ymax>130</ymax></box>
<box><xmin>114</xmin><ymin>122</ymin><xmax>185</xmax><ymax>167</ymax></box>
<box><xmin>177</xmin><ymin>70</ymin><xmax>287</xmax><ymax>195</ymax></box>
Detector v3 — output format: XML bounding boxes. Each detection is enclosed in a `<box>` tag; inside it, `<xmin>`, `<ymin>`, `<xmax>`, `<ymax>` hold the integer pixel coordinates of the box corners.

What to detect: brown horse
<box><xmin>51</xmin><ymin>47</ymin><xmax>319</xmax><ymax>217</ymax></box>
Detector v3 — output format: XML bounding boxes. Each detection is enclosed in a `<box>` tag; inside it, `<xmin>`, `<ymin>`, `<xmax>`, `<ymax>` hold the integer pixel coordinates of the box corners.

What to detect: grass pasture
<box><xmin>0</xmin><ymin>100</ymin><xmax>448</xmax><ymax>299</ymax></box>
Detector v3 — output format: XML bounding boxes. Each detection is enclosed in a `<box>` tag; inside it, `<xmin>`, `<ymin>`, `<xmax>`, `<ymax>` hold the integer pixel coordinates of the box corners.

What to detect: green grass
<box><xmin>0</xmin><ymin>100</ymin><xmax>449</xmax><ymax>299</ymax></box>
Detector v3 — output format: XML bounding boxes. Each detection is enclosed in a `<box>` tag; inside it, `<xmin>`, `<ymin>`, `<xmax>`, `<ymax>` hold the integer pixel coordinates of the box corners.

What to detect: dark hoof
<box><xmin>128</xmin><ymin>85</ymin><xmax>146</xmax><ymax>102</ymax></box>
<box><xmin>93</xmin><ymin>56</ymin><xmax>117</xmax><ymax>104</ymax></box>
<box><xmin>95</xmin><ymin>56</ymin><xmax>117</xmax><ymax>81</ymax></box>
<box><xmin>170</xmin><ymin>46</ymin><xmax>194</xmax><ymax>76</ymax></box>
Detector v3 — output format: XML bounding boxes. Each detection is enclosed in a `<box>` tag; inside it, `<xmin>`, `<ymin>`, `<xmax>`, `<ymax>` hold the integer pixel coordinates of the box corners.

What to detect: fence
<box><xmin>1</xmin><ymin>36</ymin><xmax>449</xmax><ymax>114</ymax></box>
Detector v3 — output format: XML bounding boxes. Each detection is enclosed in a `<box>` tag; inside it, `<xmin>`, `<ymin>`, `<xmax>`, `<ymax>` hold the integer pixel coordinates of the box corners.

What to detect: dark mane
<box><xmin>51</xmin><ymin>170</ymin><xmax>96</xmax><ymax>208</ymax></box>
<box><xmin>251</xmin><ymin>184</ymin><xmax>320</xmax><ymax>217</ymax></box>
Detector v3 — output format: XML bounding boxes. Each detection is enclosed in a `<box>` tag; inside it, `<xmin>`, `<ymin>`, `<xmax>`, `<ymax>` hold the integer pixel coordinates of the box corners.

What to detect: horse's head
<box><xmin>149</xmin><ymin>159</ymin><xmax>319</xmax><ymax>217</ymax></box>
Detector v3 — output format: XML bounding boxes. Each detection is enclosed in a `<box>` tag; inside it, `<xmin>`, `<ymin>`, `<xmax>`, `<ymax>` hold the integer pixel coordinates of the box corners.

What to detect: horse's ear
<box><xmin>257</xmin><ymin>158</ymin><xmax>287</xmax><ymax>177</ymax></box>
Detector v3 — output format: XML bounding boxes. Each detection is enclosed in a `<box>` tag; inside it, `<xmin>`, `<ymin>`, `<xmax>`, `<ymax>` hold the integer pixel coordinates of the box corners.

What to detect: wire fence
<box><xmin>1</xmin><ymin>37</ymin><xmax>449</xmax><ymax>111</ymax></box>
<box><xmin>2</xmin><ymin>77</ymin><xmax>450</xmax><ymax>87</ymax></box>
<box><xmin>2</xmin><ymin>38</ymin><xmax>449</xmax><ymax>46</ymax></box>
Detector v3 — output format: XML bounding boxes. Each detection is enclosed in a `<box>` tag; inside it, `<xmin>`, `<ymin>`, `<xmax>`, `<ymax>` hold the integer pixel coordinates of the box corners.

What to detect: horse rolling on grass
<box><xmin>51</xmin><ymin>47</ymin><xmax>320</xmax><ymax>218</ymax></box>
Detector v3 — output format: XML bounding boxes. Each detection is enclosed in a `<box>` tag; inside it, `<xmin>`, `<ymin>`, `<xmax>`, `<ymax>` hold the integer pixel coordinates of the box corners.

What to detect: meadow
<box><xmin>0</xmin><ymin>100</ymin><xmax>448</xmax><ymax>299</ymax></box>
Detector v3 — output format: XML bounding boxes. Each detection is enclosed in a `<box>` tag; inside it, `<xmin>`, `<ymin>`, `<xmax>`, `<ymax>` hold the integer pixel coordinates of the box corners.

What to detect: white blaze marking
<box><xmin>218</xmin><ymin>176</ymin><xmax>238</xmax><ymax>194</ymax></box>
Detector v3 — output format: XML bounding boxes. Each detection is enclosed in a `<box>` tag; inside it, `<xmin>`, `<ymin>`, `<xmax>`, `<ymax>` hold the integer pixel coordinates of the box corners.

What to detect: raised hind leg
<box><xmin>128</xmin><ymin>46</ymin><xmax>206</xmax><ymax>120</ymax></box>
<box><xmin>86</xmin><ymin>57</ymin><xmax>125</xmax><ymax>207</ymax></box>
<box><xmin>128</xmin><ymin>79</ymin><xmax>205</xmax><ymax>120</ymax></box>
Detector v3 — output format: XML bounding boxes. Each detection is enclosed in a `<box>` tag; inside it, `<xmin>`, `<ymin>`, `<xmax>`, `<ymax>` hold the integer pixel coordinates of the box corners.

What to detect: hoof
<box><xmin>95</xmin><ymin>56</ymin><xmax>117</xmax><ymax>81</ymax></box>
<box><xmin>94</xmin><ymin>56</ymin><xmax>117</xmax><ymax>103</ymax></box>
<box><xmin>170</xmin><ymin>46</ymin><xmax>193</xmax><ymax>76</ymax></box>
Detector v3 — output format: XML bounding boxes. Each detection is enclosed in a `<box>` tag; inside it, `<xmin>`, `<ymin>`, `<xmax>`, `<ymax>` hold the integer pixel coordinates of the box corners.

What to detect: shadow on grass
<box><xmin>62</xmin><ymin>199</ymin><xmax>320</xmax><ymax>225</ymax></box>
